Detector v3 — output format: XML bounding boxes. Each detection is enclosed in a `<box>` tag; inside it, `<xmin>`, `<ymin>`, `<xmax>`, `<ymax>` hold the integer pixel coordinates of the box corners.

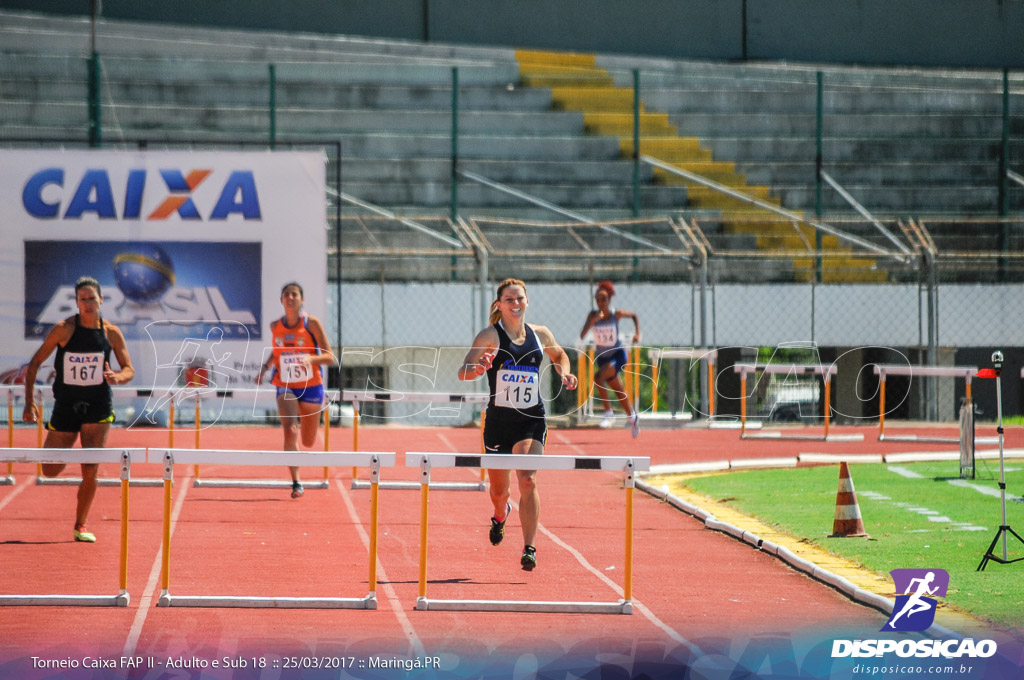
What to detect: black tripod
<box><xmin>977</xmin><ymin>351</ymin><xmax>1024</xmax><ymax>571</ymax></box>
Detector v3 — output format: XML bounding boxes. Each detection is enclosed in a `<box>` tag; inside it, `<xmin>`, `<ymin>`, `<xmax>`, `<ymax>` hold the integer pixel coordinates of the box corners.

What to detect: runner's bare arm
<box><xmin>533</xmin><ymin>325</ymin><xmax>578</xmax><ymax>390</ymax></box>
<box><xmin>458</xmin><ymin>326</ymin><xmax>499</xmax><ymax>381</ymax></box>
<box><xmin>103</xmin><ymin>323</ymin><xmax>135</xmax><ymax>385</ymax></box>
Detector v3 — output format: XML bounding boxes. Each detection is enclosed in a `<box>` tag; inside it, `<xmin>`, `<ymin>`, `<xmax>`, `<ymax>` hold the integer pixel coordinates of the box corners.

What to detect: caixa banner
<box><xmin>0</xmin><ymin>149</ymin><xmax>327</xmax><ymax>389</ymax></box>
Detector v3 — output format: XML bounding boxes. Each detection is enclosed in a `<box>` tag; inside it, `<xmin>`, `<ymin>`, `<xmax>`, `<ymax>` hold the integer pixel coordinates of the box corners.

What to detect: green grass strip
<box><xmin>682</xmin><ymin>461</ymin><xmax>1024</xmax><ymax>630</ymax></box>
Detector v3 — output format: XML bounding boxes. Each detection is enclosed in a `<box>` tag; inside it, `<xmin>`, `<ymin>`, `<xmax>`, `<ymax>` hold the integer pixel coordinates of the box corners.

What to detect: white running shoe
<box><xmin>598</xmin><ymin>412</ymin><xmax>615</xmax><ymax>428</ymax></box>
<box><xmin>629</xmin><ymin>412</ymin><xmax>640</xmax><ymax>438</ymax></box>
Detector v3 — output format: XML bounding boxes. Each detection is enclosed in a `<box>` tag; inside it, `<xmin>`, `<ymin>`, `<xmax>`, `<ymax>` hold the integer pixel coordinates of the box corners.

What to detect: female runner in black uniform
<box><xmin>23</xmin><ymin>277</ymin><xmax>134</xmax><ymax>542</ymax></box>
<box><xmin>458</xmin><ymin>278</ymin><xmax>577</xmax><ymax>571</ymax></box>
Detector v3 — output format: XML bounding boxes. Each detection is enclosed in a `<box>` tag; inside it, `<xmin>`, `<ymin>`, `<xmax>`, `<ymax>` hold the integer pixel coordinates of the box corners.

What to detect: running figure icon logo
<box><xmin>883</xmin><ymin>568</ymin><xmax>949</xmax><ymax>632</ymax></box>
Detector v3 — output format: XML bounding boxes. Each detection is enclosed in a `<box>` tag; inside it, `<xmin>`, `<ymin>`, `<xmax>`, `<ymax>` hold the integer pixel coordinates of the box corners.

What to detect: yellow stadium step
<box><xmin>512</xmin><ymin>48</ymin><xmax>884</xmax><ymax>283</ymax></box>
<box><xmin>550</xmin><ymin>87</ymin><xmax>639</xmax><ymax>112</ymax></box>
<box><xmin>619</xmin><ymin>137</ymin><xmax>710</xmax><ymax>160</ymax></box>
<box><xmin>516</xmin><ymin>50</ymin><xmax>596</xmax><ymax>67</ymax></box>
<box><xmin>583</xmin><ymin>112</ymin><xmax>677</xmax><ymax>136</ymax></box>
<box><xmin>519</xmin><ymin>64</ymin><xmax>615</xmax><ymax>88</ymax></box>
<box><xmin>653</xmin><ymin>167</ymin><xmax>744</xmax><ymax>186</ymax></box>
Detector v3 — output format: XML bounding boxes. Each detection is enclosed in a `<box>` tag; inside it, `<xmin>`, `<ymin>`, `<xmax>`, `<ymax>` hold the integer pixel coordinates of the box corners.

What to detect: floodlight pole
<box><xmin>977</xmin><ymin>350</ymin><xmax>1024</xmax><ymax>570</ymax></box>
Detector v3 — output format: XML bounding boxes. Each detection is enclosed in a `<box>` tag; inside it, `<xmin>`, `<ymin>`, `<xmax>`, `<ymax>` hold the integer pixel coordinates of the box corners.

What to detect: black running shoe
<box><xmin>489</xmin><ymin>502</ymin><xmax>511</xmax><ymax>546</ymax></box>
<box><xmin>521</xmin><ymin>545</ymin><xmax>537</xmax><ymax>571</ymax></box>
<box><xmin>291</xmin><ymin>481</ymin><xmax>304</xmax><ymax>499</ymax></box>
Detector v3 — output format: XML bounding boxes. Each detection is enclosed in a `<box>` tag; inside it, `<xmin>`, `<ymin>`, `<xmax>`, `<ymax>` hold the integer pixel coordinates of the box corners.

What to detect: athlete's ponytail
<box><xmin>488</xmin><ymin>278</ymin><xmax>527</xmax><ymax>325</ymax></box>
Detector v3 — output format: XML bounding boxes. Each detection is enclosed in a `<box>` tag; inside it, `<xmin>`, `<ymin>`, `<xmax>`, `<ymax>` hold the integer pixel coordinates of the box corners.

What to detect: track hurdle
<box><xmin>407</xmin><ymin>451</ymin><xmax>649</xmax><ymax>614</ymax></box>
<box><xmin>2</xmin><ymin>388</ymin><xmax>19</xmax><ymax>485</ymax></box>
<box><xmin>345</xmin><ymin>390</ymin><xmax>489</xmax><ymax>491</ymax></box>
<box><xmin>0</xmin><ymin>448</ymin><xmax>138</xmax><ymax>607</ymax></box>
<box><xmin>577</xmin><ymin>342</ymin><xmax>643</xmax><ymax>422</ymax></box>
<box><xmin>30</xmin><ymin>387</ymin><xmax>169</xmax><ymax>488</ymax></box>
<box><xmin>873</xmin><ymin>364</ymin><xmax>996</xmax><ymax>444</ymax></box>
<box><xmin>648</xmin><ymin>347</ymin><xmax>718</xmax><ymax>421</ymax></box>
<box><xmin>185</xmin><ymin>387</ymin><xmax>338</xmax><ymax>490</ymax></box>
<box><xmin>156</xmin><ymin>448</ymin><xmax>395</xmax><ymax>609</ymax></box>
<box><xmin>734</xmin><ymin>363</ymin><xmax>863</xmax><ymax>442</ymax></box>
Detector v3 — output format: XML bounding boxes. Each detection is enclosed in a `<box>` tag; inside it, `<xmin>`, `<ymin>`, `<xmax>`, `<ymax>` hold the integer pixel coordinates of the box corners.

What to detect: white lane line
<box><xmin>122</xmin><ymin>479</ymin><xmax>190</xmax><ymax>659</ymax></box>
<box><xmin>510</xmin><ymin>498</ymin><xmax>702</xmax><ymax>655</ymax></box>
<box><xmin>947</xmin><ymin>478</ymin><xmax>1011</xmax><ymax>500</ymax></box>
<box><xmin>335</xmin><ymin>479</ymin><xmax>424</xmax><ymax>658</ymax></box>
<box><xmin>0</xmin><ymin>475</ymin><xmax>30</xmax><ymax>513</ymax></box>
<box><xmin>552</xmin><ymin>432</ymin><xmax>586</xmax><ymax>455</ymax></box>
<box><xmin>887</xmin><ymin>466</ymin><xmax>923</xmax><ymax>479</ymax></box>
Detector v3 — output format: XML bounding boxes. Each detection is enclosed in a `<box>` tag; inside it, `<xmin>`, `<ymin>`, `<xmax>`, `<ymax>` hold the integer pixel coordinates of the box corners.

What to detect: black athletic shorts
<box><xmin>47</xmin><ymin>399</ymin><xmax>115</xmax><ymax>433</ymax></box>
<box><xmin>483</xmin><ymin>408</ymin><xmax>547</xmax><ymax>453</ymax></box>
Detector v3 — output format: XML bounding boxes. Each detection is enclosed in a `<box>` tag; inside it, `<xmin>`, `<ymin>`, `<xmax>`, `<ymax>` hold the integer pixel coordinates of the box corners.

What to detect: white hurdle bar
<box><xmin>345</xmin><ymin>390</ymin><xmax>489</xmax><ymax>491</ymax></box>
<box><xmin>0</xmin><ymin>448</ymin><xmax>138</xmax><ymax>607</ymax></box>
<box><xmin>155</xmin><ymin>448</ymin><xmax>395</xmax><ymax>609</ymax></box>
<box><xmin>873</xmin><ymin>365</ymin><xmax>994</xmax><ymax>444</ymax></box>
<box><xmin>733</xmin><ymin>363</ymin><xmax>863</xmax><ymax>442</ymax></box>
<box><xmin>182</xmin><ymin>387</ymin><xmax>340</xmax><ymax>490</ymax></box>
<box><xmin>407</xmin><ymin>452</ymin><xmax>650</xmax><ymax>614</ymax></box>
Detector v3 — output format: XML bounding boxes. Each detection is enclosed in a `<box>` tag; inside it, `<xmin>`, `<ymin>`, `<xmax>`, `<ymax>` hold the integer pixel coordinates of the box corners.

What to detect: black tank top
<box><xmin>486</xmin><ymin>322</ymin><xmax>545</xmax><ymax>418</ymax></box>
<box><xmin>53</xmin><ymin>315</ymin><xmax>112</xmax><ymax>406</ymax></box>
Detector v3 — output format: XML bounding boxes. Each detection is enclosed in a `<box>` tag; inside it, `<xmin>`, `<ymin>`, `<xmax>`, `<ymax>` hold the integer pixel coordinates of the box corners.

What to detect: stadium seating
<box><xmin>1</xmin><ymin>9</ymin><xmax>1020</xmax><ymax>282</ymax></box>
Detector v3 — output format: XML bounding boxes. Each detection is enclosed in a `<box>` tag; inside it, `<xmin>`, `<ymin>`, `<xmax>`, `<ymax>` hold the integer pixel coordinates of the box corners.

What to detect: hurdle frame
<box><xmin>407</xmin><ymin>451</ymin><xmax>649</xmax><ymax>614</ymax></box>
<box><xmin>156</xmin><ymin>448</ymin><xmax>394</xmax><ymax>608</ymax></box>
<box><xmin>2</xmin><ymin>389</ymin><xmax>18</xmax><ymax>485</ymax></box>
<box><xmin>187</xmin><ymin>387</ymin><xmax>338</xmax><ymax>490</ymax></box>
<box><xmin>29</xmin><ymin>387</ymin><xmax>166</xmax><ymax>487</ymax></box>
<box><xmin>345</xmin><ymin>390</ymin><xmax>488</xmax><ymax>491</ymax></box>
<box><xmin>873</xmin><ymin>365</ymin><xmax>995</xmax><ymax>444</ymax></box>
<box><xmin>648</xmin><ymin>347</ymin><xmax>718</xmax><ymax>421</ymax></box>
<box><xmin>0</xmin><ymin>448</ymin><xmax>137</xmax><ymax>607</ymax></box>
<box><xmin>733</xmin><ymin>363</ymin><xmax>863</xmax><ymax>442</ymax></box>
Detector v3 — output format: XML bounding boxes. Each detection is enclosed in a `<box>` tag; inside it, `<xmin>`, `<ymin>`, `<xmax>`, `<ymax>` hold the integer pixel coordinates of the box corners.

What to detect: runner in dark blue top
<box><xmin>458</xmin><ymin>278</ymin><xmax>577</xmax><ymax>571</ymax></box>
<box><xmin>579</xmin><ymin>280</ymin><xmax>641</xmax><ymax>437</ymax></box>
<box><xmin>24</xmin><ymin>277</ymin><xmax>134</xmax><ymax>543</ymax></box>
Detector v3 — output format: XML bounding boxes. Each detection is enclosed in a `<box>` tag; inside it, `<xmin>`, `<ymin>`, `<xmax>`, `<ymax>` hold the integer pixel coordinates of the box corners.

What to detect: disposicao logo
<box><xmin>883</xmin><ymin>568</ymin><xmax>949</xmax><ymax>632</ymax></box>
<box><xmin>831</xmin><ymin>568</ymin><xmax>998</xmax><ymax>660</ymax></box>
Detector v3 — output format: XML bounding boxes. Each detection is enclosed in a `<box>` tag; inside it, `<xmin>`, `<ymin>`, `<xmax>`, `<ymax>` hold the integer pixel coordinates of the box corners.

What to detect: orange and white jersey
<box><xmin>270</xmin><ymin>313</ymin><xmax>323</xmax><ymax>388</ymax></box>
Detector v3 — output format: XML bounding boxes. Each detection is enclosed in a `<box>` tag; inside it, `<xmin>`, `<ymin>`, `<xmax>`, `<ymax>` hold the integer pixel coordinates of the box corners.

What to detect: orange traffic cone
<box><xmin>829</xmin><ymin>462</ymin><xmax>870</xmax><ymax>538</ymax></box>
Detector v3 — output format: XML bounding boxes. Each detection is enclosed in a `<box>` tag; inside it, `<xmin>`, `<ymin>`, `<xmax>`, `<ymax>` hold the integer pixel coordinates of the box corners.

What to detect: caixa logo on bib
<box><xmin>22</xmin><ymin>168</ymin><xmax>261</xmax><ymax>221</ymax></box>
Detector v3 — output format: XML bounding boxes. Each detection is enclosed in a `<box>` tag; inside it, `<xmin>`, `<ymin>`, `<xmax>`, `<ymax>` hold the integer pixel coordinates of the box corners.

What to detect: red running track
<box><xmin>1</xmin><ymin>421</ymin><xmax>1016</xmax><ymax>677</ymax></box>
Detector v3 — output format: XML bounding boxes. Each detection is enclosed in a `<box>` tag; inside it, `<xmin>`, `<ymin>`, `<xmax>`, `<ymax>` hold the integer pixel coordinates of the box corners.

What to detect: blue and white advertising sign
<box><xmin>0</xmin><ymin>149</ymin><xmax>326</xmax><ymax>393</ymax></box>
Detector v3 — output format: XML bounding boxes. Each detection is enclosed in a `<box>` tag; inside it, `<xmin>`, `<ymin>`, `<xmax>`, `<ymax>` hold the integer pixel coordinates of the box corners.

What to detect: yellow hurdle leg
<box><xmin>651</xmin><ymin>358</ymin><xmax>660</xmax><ymax>413</ymax></box>
<box><xmin>369</xmin><ymin>463</ymin><xmax>380</xmax><ymax>591</ymax></box>
<box><xmin>323</xmin><ymin>405</ymin><xmax>330</xmax><ymax>482</ymax></box>
<box><xmin>576</xmin><ymin>352</ymin><xmax>586</xmax><ymax>411</ymax></box>
<box><xmin>879</xmin><ymin>376</ymin><xmax>886</xmax><ymax>438</ymax></box>
<box><xmin>632</xmin><ymin>346</ymin><xmax>640</xmax><ymax>409</ymax></box>
<box><xmin>824</xmin><ymin>377</ymin><xmax>832</xmax><ymax>438</ymax></box>
<box><xmin>193</xmin><ymin>398</ymin><xmax>201</xmax><ymax>479</ymax></box>
<box><xmin>740</xmin><ymin>373</ymin><xmax>747</xmax><ymax>436</ymax></box>
<box><xmin>120</xmin><ymin>453</ymin><xmax>130</xmax><ymax>594</ymax></box>
<box><xmin>418</xmin><ymin>460</ymin><xmax>431</xmax><ymax>600</ymax></box>
<box><xmin>625</xmin><ymin>485</ymin><xmax>634</xmax><ymax>601</ymax></box>
<box><xmin>479</xmin><ymin>411</ymin><xmax>487</xmax><ymax>482</ymax></box>
<box><xmin>161</xmin><ymin>476</ymin><xmax>172</xmax><ymax>591</ymax></box>
<box><xmin>351</xmin><ymin>404</ymin><xmax>361</xmax><ymax>482</ymax></box>
<box><xmin>36</xmin><ymin>403</ymin><xmax>43</xmax><ymax>447</ymax></box>
<box><xmin>708</xmin><ymin>359</ymin><xmax>716</xmax><ymax>418</ymax></box>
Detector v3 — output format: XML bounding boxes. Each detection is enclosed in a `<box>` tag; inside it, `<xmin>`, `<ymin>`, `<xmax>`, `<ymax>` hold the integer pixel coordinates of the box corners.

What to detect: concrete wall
<box><xmin>4</xmin><ymin>0</ymin><xmax>1021</xmax><ymax>68</ymax></box>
